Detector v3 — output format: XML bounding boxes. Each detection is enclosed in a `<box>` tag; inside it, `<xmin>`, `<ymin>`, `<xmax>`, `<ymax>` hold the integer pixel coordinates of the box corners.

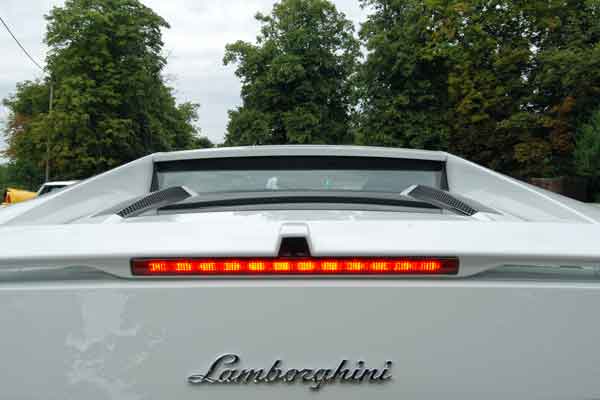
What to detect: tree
<box><xmin>357</xmin><ymin>0</ymin><xmax>452</xmax><ymax>150</ymax></box>
<box><xmin>223</xmin><ymin>0</ymin><xmax>360</xmax><ymax>145</ymax></box>
<box><xmin>358</xmin><ymin>0</ymin><xmax>600</xmax><ymax>177</ymax></box>
<box><xmin>441</xmin><ymin>0</ymin><xmax>540</xmax><ymax>174</ymax></box>
<box><xmin>0</xmin><ymin>164</ymin><xmax>7</xmax><ymax>194</ymax></box>
<box><xmin>3</xmin><ymin>0</ymin><xmax>210</xmax><ymax>181</ymax></box>
<box><xmin>2</xmin><ymin>80</ymin><xmax>51</xmax><ymax>188</ymax></box>
<box><xmin>574</xmin><ymin>108</ymin><xmax>600</xmax><ymax>177</ymax></box>
<box><xmin>524</xmin><ymin>0</ymin><xmax>600</xmax><ymax>175</ymax></box>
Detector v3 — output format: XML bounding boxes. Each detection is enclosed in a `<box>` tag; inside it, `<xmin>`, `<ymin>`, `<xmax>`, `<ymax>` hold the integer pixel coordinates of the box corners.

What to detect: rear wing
<box><xmin>0</xmin><ymin>220</ymin><xmax>599</xmax><ymax>279</ymax></box>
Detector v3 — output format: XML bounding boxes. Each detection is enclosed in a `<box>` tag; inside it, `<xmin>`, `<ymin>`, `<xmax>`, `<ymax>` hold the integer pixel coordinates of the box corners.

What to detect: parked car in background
<box><xmin>36</xmin><ymin>180</ymin><xmax>78</xmax><ymax>196</ymax></box>
<box><xmin>1</xmin><ymin>180</ymin><xmax>78</xmax><ymax>206</ymax></box>
<box><xmin>1</xmin><ymin>145</ymin><xmax>600</xmax><ymax>399</ymax></box>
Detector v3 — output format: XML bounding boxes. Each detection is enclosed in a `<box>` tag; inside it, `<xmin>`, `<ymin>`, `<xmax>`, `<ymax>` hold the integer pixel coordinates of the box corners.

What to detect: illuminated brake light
<box><xmin>131</xmin><ymin>257</ymin><xmax>458</xmax><ymax>276</ymax></box>
<box><xmin>321</xmin><ymin>261</ymin><xmax>339</xmax><ymax>272</ymax></box>
<box><xmin>370</xmin><ymin>261</ymin><xmax>389</xmax><ymax>272</ymax></box>
<box><xmin>273</xmin><ymin>261</ymin><xmax>291</xmax><ymax>272</ymax></box>
<box><xmin>297</xmin><ymin>260</ymin><xmax>316</xmax><ymax>272</ymax></box>
<box><xmin>248</xmin><ymin>261</ymin><xmax>266</xmax><ymax>272</ymax></box>
<box><xmin>148</xmin><ymin>261</ymin><xmax>167</xmax><ymax>273</ymax></box>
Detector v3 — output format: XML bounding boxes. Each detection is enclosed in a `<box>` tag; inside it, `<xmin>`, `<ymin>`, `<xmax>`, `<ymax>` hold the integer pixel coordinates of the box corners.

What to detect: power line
<box><xmin>0</xmin><ymin>13</ymin><xmax>44</xmax><ymax>71</ymax></box>
<box><xmin>0</xmin><ymin>13</ymin><xmax>53</xmax><ymax>180</ymax></box>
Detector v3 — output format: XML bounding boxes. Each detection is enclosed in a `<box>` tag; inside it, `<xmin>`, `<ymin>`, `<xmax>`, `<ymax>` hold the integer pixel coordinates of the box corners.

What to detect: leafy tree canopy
<box><xmin>2</xmin><ymin>0</ymin><xmax>211</xmax><ymax>181</ymax></box>
<box><xmin>357</xmin><ymin>0</ymin><xmax>452</xmax><ymax>150</ymax></box>
<box><xmin>2</xmin><ymin>80</ymin><xmax>52</xmax><ymax>189</ymax></box>
<box><xmin>574</xmin><ymin>108</ymin><xmax>600</xmax><ymax>177</ymax></box>
<box><xmin>359</xmin><ymin>0</ymin><xmax>600</xmax><ymax>176</ymax></box>
<box><xmin>223</xmin><ymin>0</ymin><xmax>360</xmax><ymax>145</ymax></box>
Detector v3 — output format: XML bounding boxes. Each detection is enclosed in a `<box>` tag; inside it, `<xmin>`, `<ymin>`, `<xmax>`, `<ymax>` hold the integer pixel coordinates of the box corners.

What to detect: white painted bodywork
<box><xmin>1</xmin><ymin>145</ymin><xmax>600</xmax><ymax>399</ymax></box>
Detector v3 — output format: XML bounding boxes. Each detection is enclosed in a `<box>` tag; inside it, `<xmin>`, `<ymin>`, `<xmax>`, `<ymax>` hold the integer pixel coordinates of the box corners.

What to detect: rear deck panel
<box><xmin>1</xmin><ymin>280</ymin><xmax>599</xmax><ymax>399</ymax></box>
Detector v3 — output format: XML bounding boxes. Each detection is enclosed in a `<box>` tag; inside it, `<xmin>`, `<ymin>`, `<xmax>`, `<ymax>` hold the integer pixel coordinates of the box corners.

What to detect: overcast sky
<box><xmin>0</xmin><ymin>0</ymin><xmax>369</xmax><ymax>156</ymax></box>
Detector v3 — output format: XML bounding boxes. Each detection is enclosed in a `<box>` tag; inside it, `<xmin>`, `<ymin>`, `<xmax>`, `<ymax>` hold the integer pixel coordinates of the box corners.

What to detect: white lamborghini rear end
<box><xmin>1</xmin><ymin>146</ymin><xmax>599</xmax><ymax>399</ymax></box>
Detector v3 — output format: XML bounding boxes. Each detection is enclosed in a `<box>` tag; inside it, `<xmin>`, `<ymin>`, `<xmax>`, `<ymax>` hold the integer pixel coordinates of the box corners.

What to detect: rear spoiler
<box><xmin>0</xmin><ymin>221</ymin><xmax>599</xmax><ymax>279</ymax></box>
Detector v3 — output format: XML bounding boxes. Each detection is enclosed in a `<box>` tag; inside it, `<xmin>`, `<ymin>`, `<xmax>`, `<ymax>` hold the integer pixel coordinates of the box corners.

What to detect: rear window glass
<box><xmin>153</xmin><ymin>156</ymin><xmax>446</xmax><ymax>194</ymax></box>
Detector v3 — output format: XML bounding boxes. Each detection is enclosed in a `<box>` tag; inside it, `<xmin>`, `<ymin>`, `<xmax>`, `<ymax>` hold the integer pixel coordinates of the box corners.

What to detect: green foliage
<box><xmin>0</xmin><ymin>164</ymin><xmax>6</xmax><ymax>194</ymax></box>
<box><xmin>0</xmin><ymin>161</ymin><xmax>41</xmax><ymax>194</ymax></box>
<box><xmin>443</xmin><ymin>0</ymin><xmax>542</xmax><ymax>174</ymax></box>
<box><xmin>2</xmin><ymin>0</ymin><xmax>210</xmax><ymax>180</ymax></box>
<box><xmin>2</xmin><ymin>80</ymin><xmax>50</xmax><ymax>187</ymax></box>
<box><xmin>223</xmin><ymin>0</ymin><xmax>360</xmax><ymax>146</ymax></box>
<box><xmin>358</xmin><ymin>0</ymin><xmax>600</xmax><ymax>177</ymax></box>
<box><xmin>193</xmin><ymin>135</ymin><xmax>215</xmax><ymax>149</ymax></box>
<box><xmin>574</xmin><ymin>109</ymin><xmax>600</xmax><ymax>177</ymax></box>
<box><xmin>357</xmin><ymin>0</ymin><xmax>451</xmax><ymax>150</ymax></box>
<box><xmin>4</xmin><ymin>0</ymin><xmax>598</xmax><ymax>181</ymax></box>
<box><xmin>525</xmin><ymin>1</ymin><xmax>600</xmax><ymax>175</ymax></box>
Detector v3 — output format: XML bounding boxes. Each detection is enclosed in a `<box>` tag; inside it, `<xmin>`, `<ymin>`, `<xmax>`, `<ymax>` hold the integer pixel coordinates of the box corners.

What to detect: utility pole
<box><xmin>45</xmin><ymin>81</ymin><xmax>53</xmax><ymax>182</ymax></box>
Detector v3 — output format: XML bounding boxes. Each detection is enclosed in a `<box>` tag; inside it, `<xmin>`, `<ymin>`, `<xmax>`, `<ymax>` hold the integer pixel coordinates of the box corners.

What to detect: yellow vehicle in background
<box><xmin>2</xmin><ymin>181</ymin><xmax>78</xmax><ymax>206</ymax></box>
<box><xmin>1</xmin><ymin>188</ymin><xmax>37</xmax><ymax>206</ymax></box>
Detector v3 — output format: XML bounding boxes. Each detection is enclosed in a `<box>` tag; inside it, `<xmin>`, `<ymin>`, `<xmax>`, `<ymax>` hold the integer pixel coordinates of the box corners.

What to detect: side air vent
<box><xmin>94</xmin><ymin>186</ymin><xmax>193</xmax><ymax>219</ymax></box>
<box><xmin>406</xmin><ymin>185</ymin><xmax>497</xmax><ymax>216</ymax></box>
<box><xmin>117</xmin><ymin>186</ymin><xmax>192</xmax><ymax>218</ymax></box>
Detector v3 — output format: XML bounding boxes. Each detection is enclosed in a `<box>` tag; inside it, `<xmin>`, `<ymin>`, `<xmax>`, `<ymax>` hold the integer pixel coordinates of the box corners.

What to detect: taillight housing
<box><xmin>131</xmin><ymin>257</ymin><xmax>459</xmax><ymax>276</ymax></box>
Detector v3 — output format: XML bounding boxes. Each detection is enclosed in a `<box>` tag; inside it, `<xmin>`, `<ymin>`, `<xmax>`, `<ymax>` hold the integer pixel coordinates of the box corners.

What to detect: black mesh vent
<box><xmin>117</xmin><ymin>186</ymin><xmax>190</xmax><ymax>218</ymax></box>
<box><xmin>408</xmin><ymin>185</ymin><xmax>478</xmax><ymax>216</ymax></box>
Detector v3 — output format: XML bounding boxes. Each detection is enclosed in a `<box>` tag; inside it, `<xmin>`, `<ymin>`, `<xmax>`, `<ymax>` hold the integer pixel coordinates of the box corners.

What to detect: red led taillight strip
<box><xmin>131</xmin><ymin>258</ymin><xmax>458</xmax><ymax>276</ymax></box>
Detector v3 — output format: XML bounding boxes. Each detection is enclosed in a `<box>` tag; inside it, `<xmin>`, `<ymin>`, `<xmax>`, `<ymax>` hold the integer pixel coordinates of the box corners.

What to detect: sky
<box><xmin>0</xmin><ymin>0</ymin><xmax>370</xmax><ymax>156</ymax></box>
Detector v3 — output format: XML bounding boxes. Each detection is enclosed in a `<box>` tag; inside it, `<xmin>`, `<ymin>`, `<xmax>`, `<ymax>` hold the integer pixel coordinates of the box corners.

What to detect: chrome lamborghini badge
<box><xmin>188</xmin><ymin>353</ymin><xmax>393</xmax><ymax>391</ymax></box>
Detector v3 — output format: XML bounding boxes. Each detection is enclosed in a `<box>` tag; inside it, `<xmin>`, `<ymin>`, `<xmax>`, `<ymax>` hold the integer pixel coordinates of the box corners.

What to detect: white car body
<box><xmin>1</xmin><ymin>145</ymin><xmax>599</xmax><ymax>399</ymax></box>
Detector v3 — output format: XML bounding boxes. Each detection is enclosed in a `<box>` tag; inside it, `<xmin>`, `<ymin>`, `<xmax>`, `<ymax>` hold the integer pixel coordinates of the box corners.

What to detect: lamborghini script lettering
<box><xmin>187</xmin><ymin>354</ymin><xmax>393</xmax><ymax>391</ymax></box>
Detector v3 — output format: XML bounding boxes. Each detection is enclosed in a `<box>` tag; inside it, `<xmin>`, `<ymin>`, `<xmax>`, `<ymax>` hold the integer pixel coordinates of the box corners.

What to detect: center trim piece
<box><xmin>188</xmin><ymin>354</ymin><xmax>393</xmax><ymax>391</ymax></box>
